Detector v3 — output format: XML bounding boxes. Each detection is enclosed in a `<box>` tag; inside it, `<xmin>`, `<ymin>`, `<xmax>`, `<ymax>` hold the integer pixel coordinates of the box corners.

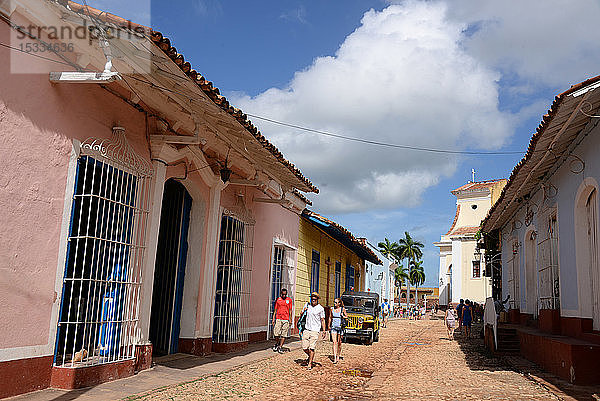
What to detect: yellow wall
<box><xmin>296</xmin><ymin>218</ymin><xmax>365</xmax><ymax>316</ymax></box>
<box><xmin>460</xmin><ymin>240</ymin><xmax>492</xmax><ymax>303</ymax></box>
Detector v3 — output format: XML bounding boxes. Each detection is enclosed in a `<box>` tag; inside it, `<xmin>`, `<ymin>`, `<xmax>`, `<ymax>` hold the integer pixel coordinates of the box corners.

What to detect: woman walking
<box><xmin>328</xmin><ymin>298</ymin><xmax>347</xmax><ymax>364</ymax></box>
<box><xmin>444</xmin><ymin>307</ymin><xmax>456</xmax><ymax>340</ymax></box>
<box><xmin>462</xmin><ymin>299</ymin><xmax>473</xmax><ymax>339</ymax></box>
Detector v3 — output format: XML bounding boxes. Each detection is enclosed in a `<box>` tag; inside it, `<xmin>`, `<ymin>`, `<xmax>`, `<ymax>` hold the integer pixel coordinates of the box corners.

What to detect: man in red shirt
<box><xmin>272</xmin><ymin>288</ymin><xmax>293</xmax><ymax>353</ymax></box>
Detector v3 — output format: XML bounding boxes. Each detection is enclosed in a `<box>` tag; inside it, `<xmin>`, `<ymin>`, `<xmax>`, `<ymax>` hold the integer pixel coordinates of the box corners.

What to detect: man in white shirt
<box><xmin>302</xmin><ymin>292</ymin><xmax>326</xmax><ymax>370</ymax></box>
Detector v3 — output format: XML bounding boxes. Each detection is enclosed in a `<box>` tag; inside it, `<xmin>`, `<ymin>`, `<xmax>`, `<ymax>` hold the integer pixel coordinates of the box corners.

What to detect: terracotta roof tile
<box><xmin>451</xmin><ymin>179</ymin><xmax>504</xmax><ymax>195</ymax></box>
<box><xmin>65</xmin><ymin>2</ymin><xmax>318</xmax><ymax>194</ymax></box>
<box><xmin>449</xmin><ymin>226</ymin><xmax>479</xmax><ymax>237</ymax></box>
<box><xmin>445</xmin><ymin>205</ymin><xmax>460</xmax><ymax>235</ymax></box>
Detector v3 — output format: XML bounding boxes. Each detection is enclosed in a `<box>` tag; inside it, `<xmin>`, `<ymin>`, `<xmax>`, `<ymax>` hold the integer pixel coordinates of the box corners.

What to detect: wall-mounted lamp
<box><xmin>220</xmin><ymin>167</ymin><xmax>232</xmax><ymax>183</ymax></box>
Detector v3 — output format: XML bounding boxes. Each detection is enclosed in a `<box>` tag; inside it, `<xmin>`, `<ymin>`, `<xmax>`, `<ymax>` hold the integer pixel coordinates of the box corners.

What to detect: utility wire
<box><xmin>246</xmin><ymin>113</ymin><xmax>525</xmax><ymax>155</ymax></box>
<box><xmin>126</xmin><ymin>75</ymin><xmax>527</xmax><ymax>156</ymax></box>
<box><xmin>0</xmin><ymin>37</ymin><xmax>532</xmax><ymax>157</ymax></box>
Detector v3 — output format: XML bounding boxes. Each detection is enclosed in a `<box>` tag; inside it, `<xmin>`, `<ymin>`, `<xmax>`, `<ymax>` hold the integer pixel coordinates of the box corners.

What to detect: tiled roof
<box><xmin>448</xmin><ymin>226</ymin><xmax>479</xmax><ymax>237</ymax></box>
<box><xmin>482</xmin><ymin>74</ymin><xmax>600</xmax><ymax>232</ymax></box>
<box><xmin>302</xmin><ymin>210</ymin><xmax>382</xmax><ymax>265</ymax></box>
<box><xmin>445</xmin><ymin>205</ymin><xmax>460</xmax><ymax>235</ymax></box>
<box><xmin>451</xmin><ymin>179</ymin><xmax>504</xmax><ymax>195</ymax></box>
<box><xmin>66</xmin><ymin>1</ymin><xmax>318</xmax><ymax>194</ymax></box>
<box><xmin>292</xmin><ymin>189</ymin><xmax>312</xmax><ymax>206</ymax></box>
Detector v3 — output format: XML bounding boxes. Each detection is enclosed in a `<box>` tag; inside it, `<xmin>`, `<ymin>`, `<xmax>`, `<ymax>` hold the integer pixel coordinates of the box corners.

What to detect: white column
<box><xmin>138</xmin><ymin>161</ymin><xmax>167</xmax><ymax>342</ymax></box>
<box><xmin>195</xmin><ymin>180</ymin><xmax>226</xmax><ymax>338</ymax></box>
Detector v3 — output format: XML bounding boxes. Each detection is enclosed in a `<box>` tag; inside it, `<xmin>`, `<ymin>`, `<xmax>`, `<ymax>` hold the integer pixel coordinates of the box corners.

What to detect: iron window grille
<box><xmin>345</xmin><ymin>263</ymin><xmax>355</xmax><ymax>291</ymax></box>
<box><xmin>54</xmin><ymin>129</ymin><xmax>152</xmax><ymax>367</ymax></box>
<box><xmin>507</xmin><ymin>243</ymin><xmax>520</xmax><ymax>310</ymax></box>
<box><xmin>267</xmin><ymin>245</ymin><xmax>296</xmax><ymax>337</ymax></box>
<box><xmin>310</xmin><ymin>250</ymin><xmax>320</xmax><ymax>294</ymax></box>
<box><xmin>334</xmin><ymin>261</ymin><xmax>341</xmax><ymax>299</ymax></box>
<box><xmin>537</xmin><ymin>213</ymin><xmax>560</xmax><ymax>310</ymax></box>
<box><xmin>472</xmin><ymin>260</ymin><xmax>481</xmax><ymax>278</ymax></box>
<box><xmin>213</xmin><ymin>212</ymin><xmax>254</xmax><ymax>344</ymax></box>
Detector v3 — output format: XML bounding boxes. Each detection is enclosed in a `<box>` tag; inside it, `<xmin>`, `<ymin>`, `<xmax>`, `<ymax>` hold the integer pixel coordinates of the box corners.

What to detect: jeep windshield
<box><xmin>341</xmin><ymin>296</ymin><xmax>375</xmax><ymax>314</ymax></box>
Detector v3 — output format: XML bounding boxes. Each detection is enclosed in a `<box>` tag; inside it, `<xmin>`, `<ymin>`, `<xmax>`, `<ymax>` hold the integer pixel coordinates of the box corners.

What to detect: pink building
<box><xmin>0</xmin><ymin>1</ymin><xmax>317</xmax><ymax>397</ymax></box>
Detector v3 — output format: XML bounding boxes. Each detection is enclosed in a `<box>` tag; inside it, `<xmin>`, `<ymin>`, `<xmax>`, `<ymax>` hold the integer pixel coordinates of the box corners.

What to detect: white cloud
<box><xmin>232</xmin><ymin>1</ymin><xmax>515</xmax><ymax>213</ymax></box>
<box><xmin>445</xmin><ymin>0</ymin><xmax>600</xmax><ymax>89</ymax></box>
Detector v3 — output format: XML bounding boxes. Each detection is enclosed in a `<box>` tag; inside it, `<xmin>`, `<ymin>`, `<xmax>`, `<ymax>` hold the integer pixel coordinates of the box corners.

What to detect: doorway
<box><xmin>149</xmin><ymin>179</ymin><xmax>192</xmax><ymax>356</ymax></box>
<box><xmin>587</xmin><ymin>189</ymin><xmax>600</xmax><ymax>330</ymax></box>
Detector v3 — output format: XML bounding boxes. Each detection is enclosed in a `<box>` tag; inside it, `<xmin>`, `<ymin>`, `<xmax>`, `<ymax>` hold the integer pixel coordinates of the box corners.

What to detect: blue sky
<box><xmin>90</xmin><ymin>0</ymin><xmax>600</xmax><ymax>287</ymax></box>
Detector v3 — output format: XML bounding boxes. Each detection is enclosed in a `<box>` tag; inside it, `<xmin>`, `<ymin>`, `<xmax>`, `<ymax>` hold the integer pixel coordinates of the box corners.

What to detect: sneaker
<box><xmin>272</xmin><ymin>345</ymin><xmax>279</xmax><ymax>352</ymax></box>
<box><xmin>278</xmin><ymin>347</ymin><xmax>285</xmax><ymax>354</ymax></box>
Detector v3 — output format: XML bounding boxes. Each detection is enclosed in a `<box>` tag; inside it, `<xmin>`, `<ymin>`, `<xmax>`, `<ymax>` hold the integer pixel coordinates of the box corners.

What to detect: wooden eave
<box><xmin>45</xmin><ymin>1</ymin><xmax>318</xmax><ymax>194</ymax></box>
<box><xmin>482</xmin><ymin>75</ymin><xmax>600</xmax><ymax>232</ymax></box>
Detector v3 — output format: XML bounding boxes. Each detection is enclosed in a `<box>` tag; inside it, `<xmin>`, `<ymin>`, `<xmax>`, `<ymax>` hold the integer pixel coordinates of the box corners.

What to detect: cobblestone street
<box><xmin>125</xmin><ymin>317</ymin><xmax>598</xmax><ymax>401</ymax></box>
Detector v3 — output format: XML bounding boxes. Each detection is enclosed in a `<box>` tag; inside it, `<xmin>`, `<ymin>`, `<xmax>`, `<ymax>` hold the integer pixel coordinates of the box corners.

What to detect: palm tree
<box><xmin>378</xmin><ymin>238</ymin><xmax>398</xmax><ymax>261</ymax></box>
<box><xmin>409</xmin><ymin>260</ymin><xmax>425</xmax><ymax>308</ymax></box>
<box><xmin>397</xmin><ymin>232</ymin><xmax>424</xmax><ymax>308</ymax></box>
<box><xmin>394</xmin><ymin>264</ymin><xmax>409</xmax><ymax>305</ymax></box>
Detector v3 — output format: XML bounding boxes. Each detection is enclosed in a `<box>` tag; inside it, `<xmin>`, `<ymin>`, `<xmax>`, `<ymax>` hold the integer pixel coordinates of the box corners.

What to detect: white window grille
<box><xmin>507</xmin><ymin>242</ymin><xmax>520</xmax><ymax>309</ymax></box>
<box><xmin>268</xmin><ymin>245</ymin><xmax>295</xmax><ymax>338</ymax></box>
<box><xmin>213</xmin><ymin>212</ymin><xmax>254</xmax><ymax>343</ymax></box>
<box><xmin>55</xmin><ymin>129</ymin><xmax>152</xmax><ymax>367</ymax></box>
<box><xmin>268</xmin><ymin>246</ymin><xmax>285</xmax><ymax>337</ymax></box>
<box><xmin>537</xmin><ymin>214</ymin><xmax>560</xmax><ymax>310</ymax></box>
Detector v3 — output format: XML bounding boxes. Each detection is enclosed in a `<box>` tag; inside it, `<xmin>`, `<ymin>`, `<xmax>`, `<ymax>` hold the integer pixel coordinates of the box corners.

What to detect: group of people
<box><xmin>270</xmin><ymin>289</ymin><xmax>393</xmax><ymax>370</ymax></box>
<box><xmin>394</xmin><ymin>305</ymin><xmax>425</xmax><ymax>319</ymax></box>
<box><xmin>444</xmin><ymin>298</ymin><xmax>482</xmax><ymax>339</ymax></box>
<box><xmin>270</xmin><ymin>289</ymin><xmax>348</xmax><ymax>370</ymax></box>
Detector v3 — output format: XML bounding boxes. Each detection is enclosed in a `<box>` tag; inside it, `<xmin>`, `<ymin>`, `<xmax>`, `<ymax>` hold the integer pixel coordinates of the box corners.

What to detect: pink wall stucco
<box><xmin>247</xmin><ymin>188</ymin><xmax>300</xmax><ymax>329</ymax></box>
<box><xmin>0</xmin><ymin>21</ymin><xmax>150</xmax><ymax>350</ymax></box>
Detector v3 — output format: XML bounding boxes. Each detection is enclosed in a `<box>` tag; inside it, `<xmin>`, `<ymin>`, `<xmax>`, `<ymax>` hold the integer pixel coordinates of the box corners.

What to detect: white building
<box><xmin>481</xmin><ymin>75</ymin><xmax>600</xmax><ymax>385</ymax></box>
<box><xmin>363</xmin><ymin>241</ymin><xmax>395</xmax><ymax>310</ymax></box>
<box><xmin>435</xmin><ymin>179</ymin><xmax>506</xmax><ymax>306</ymax></box>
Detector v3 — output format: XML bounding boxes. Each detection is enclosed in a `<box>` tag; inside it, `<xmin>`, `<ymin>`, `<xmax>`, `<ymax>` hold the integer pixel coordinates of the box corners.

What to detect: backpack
<box><xmin>297</xmin><ymin>303</ymin><xmax>309</xmax><ymax>335</ymax></box>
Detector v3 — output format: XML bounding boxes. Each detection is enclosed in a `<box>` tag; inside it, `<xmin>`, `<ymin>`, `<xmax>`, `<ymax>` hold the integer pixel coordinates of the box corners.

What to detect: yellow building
<box><xmin>295</xmin><ymin>210</ymin><xmax>381</xmax><ymax>325</ymax></box>
<box><xmin>434</xmin><ymin>179</ymin><xmax>507</xmax><ymax>306</ymax></box>
<box><xmin>399</xmin><ymin>286</ymin><xmax>440</xmax><ymax>306</ymax></box>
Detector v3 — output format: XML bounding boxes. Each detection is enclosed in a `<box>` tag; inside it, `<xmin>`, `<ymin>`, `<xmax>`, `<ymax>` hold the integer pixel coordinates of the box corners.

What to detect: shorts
<box><xmin>446</xmin><ymin>320</ymin><xmax>456</xmax><ymax>329</ymax></box>
<box><xmin>330</xmin><ymin>326</ymin><xmax>343</xmax><ymax>334</ymax></box>
<box><xmin>463</xmin><ymin>319</ymin><xmax>472</xmax><ymax>327</ymax></box>
<box><xmin>302</xmin><ymin>330</ymin><xmax>319</xmax><ymax>350</ymax></box>
<box><xmin>273</xmin><ymin>319</ymin><xmax>290</xmax><ymax>337</ymax></box>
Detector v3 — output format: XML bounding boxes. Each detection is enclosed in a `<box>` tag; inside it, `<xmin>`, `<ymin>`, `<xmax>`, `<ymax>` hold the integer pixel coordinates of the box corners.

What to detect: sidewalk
<box><xmin>7</xmin><ymin>339</ymin><xmax>302</xmax><ymax>401</ymax></box>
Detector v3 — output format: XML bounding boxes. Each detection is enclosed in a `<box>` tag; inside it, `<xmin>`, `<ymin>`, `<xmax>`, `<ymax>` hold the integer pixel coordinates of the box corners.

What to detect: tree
<box><xmin>409</xmin><ymin>259</ymin><xmax>425</xmax><ymax>308</ymax></box>
<box><xmin>378</xmin><ymin>238</ymin><xmax>398</xmax><ymax>261</ymax></box>
<box><xmin>397</xmin><ymin>232</ymin><xmax>424</xmax><ymax>308</ymax></box>
<box><xmin>394</xmin><ymin>265</ymin><xmax>409</xmax><ymax>304</ymax></box>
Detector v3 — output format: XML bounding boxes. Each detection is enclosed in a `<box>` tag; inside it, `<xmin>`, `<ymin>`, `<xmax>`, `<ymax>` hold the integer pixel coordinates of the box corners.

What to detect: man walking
<box><xmin>381</xmin><ymin>298</ymin><xmax>390</xmax><ymax>328</ymax></box>
<box><xmin>272</xmin><ymin>288</ymin><xmax>293</xmax><ymax>353</ymax></box>
<box><xmin>302</xmin><ymin>292</ymin><xmax>326</xmax><ymax>370</ymax></box>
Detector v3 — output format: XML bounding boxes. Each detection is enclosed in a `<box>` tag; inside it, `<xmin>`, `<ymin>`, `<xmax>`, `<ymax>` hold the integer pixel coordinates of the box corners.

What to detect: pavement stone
<box><xmin>8</xmin><ymin>317</ymin><xmax>600</xmax><ymax>400</ymax></box>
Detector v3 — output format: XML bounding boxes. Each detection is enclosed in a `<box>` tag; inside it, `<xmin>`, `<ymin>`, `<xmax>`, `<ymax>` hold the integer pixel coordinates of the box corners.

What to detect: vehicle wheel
<box><xmin>365</xmin><ymin>331</ymin><xmax>374</xmax><ymax>345</ymax></box>
<box><xmin>374</xmin><ymin>330</ymin><xmax>379</xmax><ymax>342</ymax></box>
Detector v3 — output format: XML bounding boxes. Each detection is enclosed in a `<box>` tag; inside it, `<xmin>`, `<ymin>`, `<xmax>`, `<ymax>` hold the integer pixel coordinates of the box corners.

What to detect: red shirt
<box><xmin>275</xmin><ymin>297</ymin><xmax>292</xmax><ymax>320</ymax></box>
